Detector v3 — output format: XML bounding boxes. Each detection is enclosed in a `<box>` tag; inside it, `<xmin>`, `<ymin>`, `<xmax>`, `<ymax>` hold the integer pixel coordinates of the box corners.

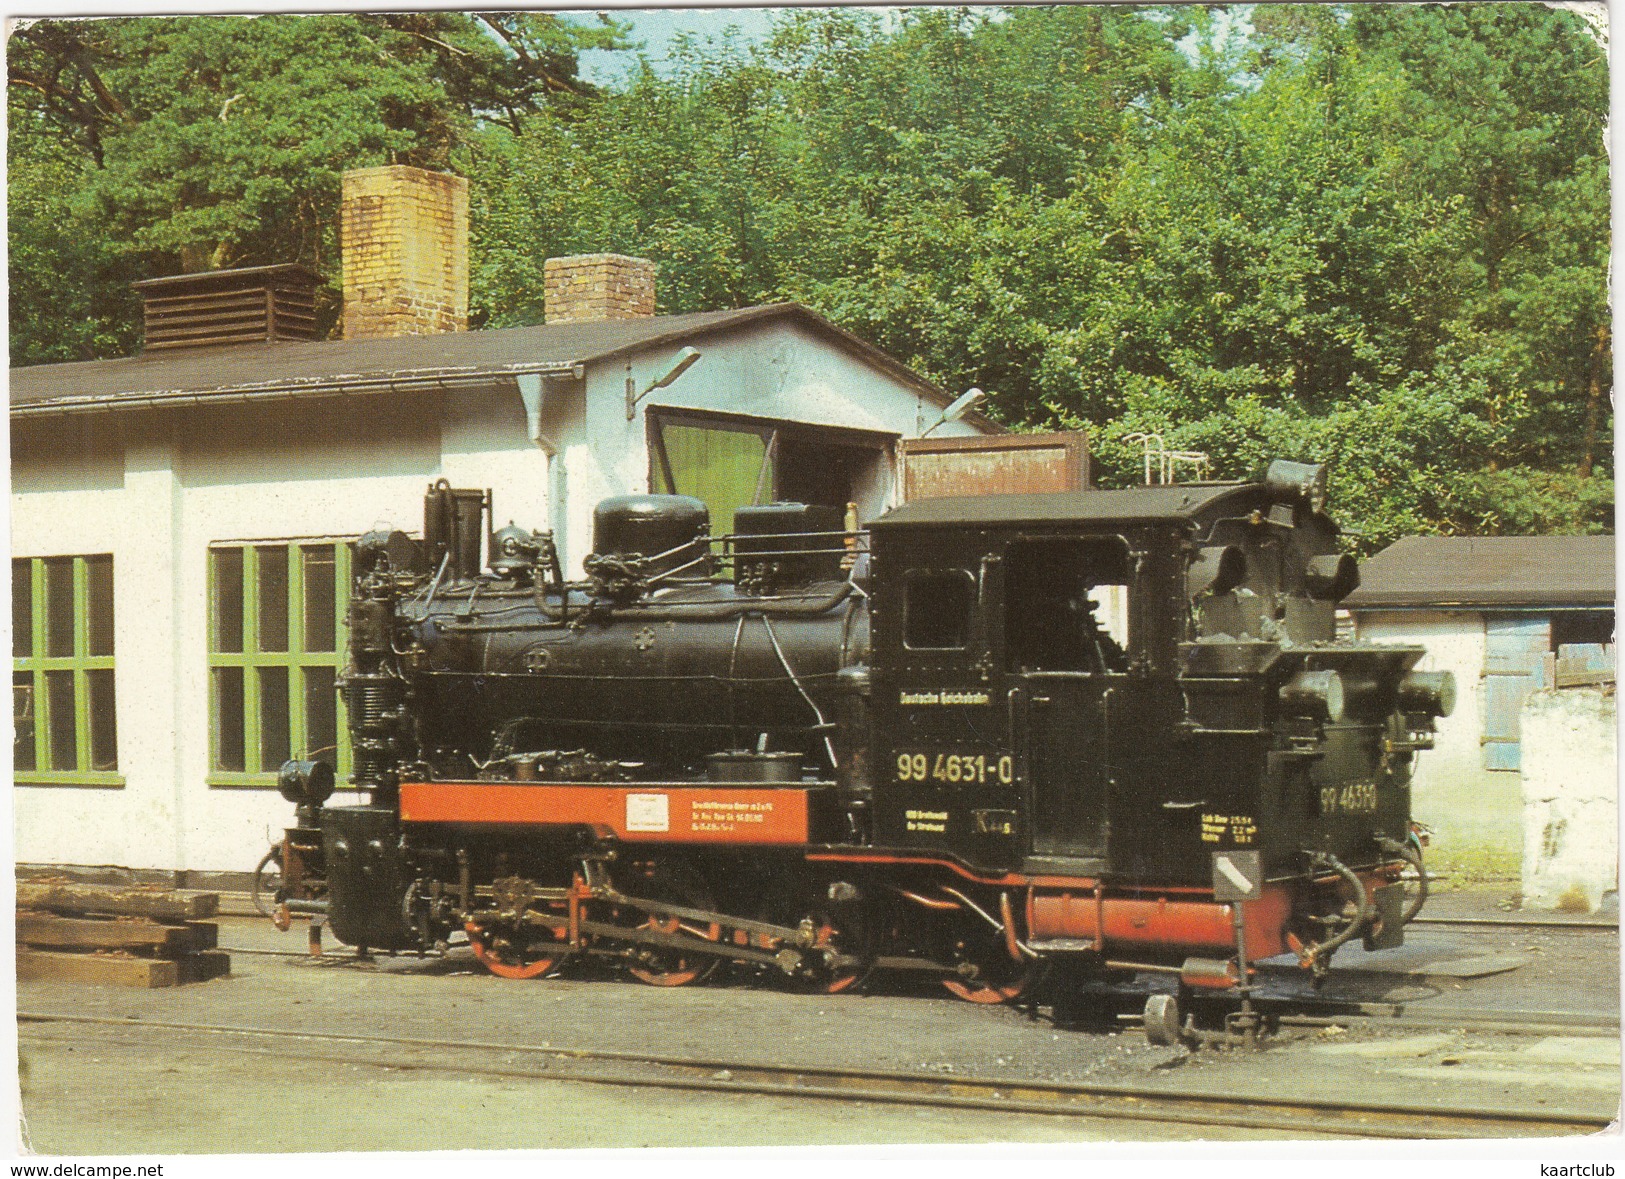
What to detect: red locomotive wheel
<box><xmin>466</xmin><ymin>921</ymin><xmax>561</xmax><ymax>980</ymax></box>
<box><xmin>797</xmin><ymin>916</ymin><xmax>872</xmax><ymax>995</ymax></box>
<box><xmin>621</xmin><ymin>864</ymin><xmax>724</xmax><ymax>987</ymax></box>
<box><xmin>942</xmin><ymin>975</ymin><xmax>1028</xmax><ymax>1004</ymax></box>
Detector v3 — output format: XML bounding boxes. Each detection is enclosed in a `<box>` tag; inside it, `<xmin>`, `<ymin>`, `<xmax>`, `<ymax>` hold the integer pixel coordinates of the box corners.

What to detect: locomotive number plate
<box><xmin>1320</xmin><ymin>781</ymin><xmax>1379</xmax><ymax>814</ymax></box>
<box><xmin>896</xmin><ymin>751</ymin><xmax>1014</xmax><ymax>786</ymax></box>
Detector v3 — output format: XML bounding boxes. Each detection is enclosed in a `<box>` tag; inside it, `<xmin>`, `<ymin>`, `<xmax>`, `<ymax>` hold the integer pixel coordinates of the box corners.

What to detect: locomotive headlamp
<box><xmin>277</xmin><ymin>758</ymin><xmax>336</xmax><ymax>807</ymax></box>
<box><xmin>1187</xmin><ymin>544</ymin><xmax>1246</xmax><ymax>598</ymax></box>
<box><xmin>1279</xmin><ymin>669</ymin><xmax>1345</xmax><ymax>723</ymax></box>
<box><xmin>1397</xmin><ymin>670</ymin><xmax>1456</xmax><ymax>719</ymax></box>
<box><xmin>1304</xmin><ymin>553</ymin><xmax>1359</xmax><ymax>601</ymax></box>
<box><xmin>1265</xmin><ymin>459</ymin><xmax>1328</xmax><ymax>514</ymax></box>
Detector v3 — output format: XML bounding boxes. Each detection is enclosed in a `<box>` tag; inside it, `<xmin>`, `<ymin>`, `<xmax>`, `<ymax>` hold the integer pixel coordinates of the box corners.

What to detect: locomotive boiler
<box><xmin>266</xmin><ymin>461</ymin><xmax>1451</xmax><ymax>1041</ymax></box>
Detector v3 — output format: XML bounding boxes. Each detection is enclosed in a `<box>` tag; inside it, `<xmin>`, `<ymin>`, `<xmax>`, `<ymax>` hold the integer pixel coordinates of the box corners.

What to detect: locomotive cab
<box><xmin>866</xmin><ymin>464</ymin><xmax>1449</xmax><ymax>982</ymax></box>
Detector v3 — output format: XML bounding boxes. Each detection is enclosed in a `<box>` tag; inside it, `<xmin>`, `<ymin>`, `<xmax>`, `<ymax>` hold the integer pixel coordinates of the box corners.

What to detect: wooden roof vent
<box><xmin>132</xmin><ymin>264</ymin><xmax>320</xmax><ymax>351</ymax></box>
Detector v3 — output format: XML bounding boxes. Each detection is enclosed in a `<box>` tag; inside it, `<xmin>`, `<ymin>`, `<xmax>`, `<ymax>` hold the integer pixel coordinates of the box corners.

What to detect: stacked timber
<box><xmin>16</xmin><ymin>881</ymin><xmax>231</xmax><ymax>988</ymax></box>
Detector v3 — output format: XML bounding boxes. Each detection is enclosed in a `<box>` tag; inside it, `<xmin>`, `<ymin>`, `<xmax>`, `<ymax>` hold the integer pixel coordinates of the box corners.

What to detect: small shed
<box><xmin>1345</xmin><ymin>535</ymin><xmax>1615</xmax><ymax>873</ymax></box>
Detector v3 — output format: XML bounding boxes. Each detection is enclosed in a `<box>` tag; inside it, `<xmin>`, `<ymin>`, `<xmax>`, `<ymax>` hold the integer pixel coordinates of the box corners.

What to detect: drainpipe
<box><xmin>516</xmin><ymin>373</ymin><xmax>569</xmax><ymax>565</ymax></box>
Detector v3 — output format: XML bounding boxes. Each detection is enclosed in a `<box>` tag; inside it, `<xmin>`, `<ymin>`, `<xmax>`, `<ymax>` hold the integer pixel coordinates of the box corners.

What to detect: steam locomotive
<box><xmin>266</xmin><ymin>461</ymin><xmax>1451</xmax><ymax>1041</ymax></box>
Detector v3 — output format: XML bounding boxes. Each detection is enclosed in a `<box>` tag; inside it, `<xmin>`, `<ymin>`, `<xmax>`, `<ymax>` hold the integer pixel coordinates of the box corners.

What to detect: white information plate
<box><xmin>625</xmin><ymin>792</ymin><xmax>671</xmax><ymax>833</ymax></box>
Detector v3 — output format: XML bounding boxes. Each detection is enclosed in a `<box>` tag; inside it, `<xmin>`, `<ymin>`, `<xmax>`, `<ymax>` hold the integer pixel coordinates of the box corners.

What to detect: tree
<box><xmin>12</xmin><ymin>6</ymin><xmax>1610</xmax><ymax>543</ymax></box>
<box><xmin>8</xmin><ymin>12</ymin><xmax>627</xmax><ymax>360</ymax></box>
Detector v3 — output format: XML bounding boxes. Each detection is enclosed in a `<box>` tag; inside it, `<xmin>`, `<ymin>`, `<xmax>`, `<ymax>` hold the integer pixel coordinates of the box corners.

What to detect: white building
<box><xmin>10</xmin><ymin>166</ymin><xmax>996</xmax><ymax>883</ymax></box>
<box><xmin>1345</xmin><ymin>535</ymin><xmax>1615</xmax><ymax>875</ymax></box>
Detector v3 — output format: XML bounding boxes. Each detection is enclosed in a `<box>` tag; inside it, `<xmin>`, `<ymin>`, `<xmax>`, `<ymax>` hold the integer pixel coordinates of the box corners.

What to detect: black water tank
<box><xmin>733</xmin><ymin>502</ymin><xmax>845</xmax><ymax>590</ymax></box>
<box><xmin>592</xmin><ymin>494</ymin><xmax>711</xmax><ymax>578</ymax></box>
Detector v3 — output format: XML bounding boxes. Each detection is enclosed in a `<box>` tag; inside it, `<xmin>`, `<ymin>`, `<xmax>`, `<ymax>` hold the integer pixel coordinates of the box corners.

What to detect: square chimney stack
<box><xmin>341</xmin><ymin>165</ymin><xmax>469</xmax><ymax>339</ymax></box>
<box><xmin>544</xmin><ymin>254</ymin><xmax>656</xmax><ymax>324</ymax></box>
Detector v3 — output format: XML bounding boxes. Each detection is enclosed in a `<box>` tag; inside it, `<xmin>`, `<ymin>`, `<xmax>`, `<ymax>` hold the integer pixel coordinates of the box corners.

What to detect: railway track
<box><xmin>1411</xmin><ymin>914</ymin><xmax>1618</xmax><ymax>931</ymax></box>
<box><xmin>215</xmin><ymin>940</ymin><xmax>1622</xmax><ymax>1038</ymax></box>
<box><xmin>18</xmin><ymin>1010</ymin><xmax>1612</xmax><ymax>1140</ymax></box>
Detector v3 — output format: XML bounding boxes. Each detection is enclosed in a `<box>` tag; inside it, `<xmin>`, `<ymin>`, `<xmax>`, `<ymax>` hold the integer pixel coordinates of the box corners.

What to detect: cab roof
<box><xmin>871</xmin><ymin>483</ymin><xmax>1262</xmax><ymax>530</ymax></box>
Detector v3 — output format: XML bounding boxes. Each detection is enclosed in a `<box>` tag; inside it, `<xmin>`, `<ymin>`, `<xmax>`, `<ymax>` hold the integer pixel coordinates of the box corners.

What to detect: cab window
<box><xmin>1004</xmin><ymin>537</ymin><xmax>1130</xmax><ymax>672</ymax></box>
<box><xmin>903</xmin><ymin>570</ymin><xmax>975</xmax><ymax>650</ymax></box>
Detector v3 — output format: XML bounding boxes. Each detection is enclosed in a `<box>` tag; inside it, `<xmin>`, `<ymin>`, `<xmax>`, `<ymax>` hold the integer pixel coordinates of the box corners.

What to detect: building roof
<box><xmin>1344</xmin><ymin>535</ymin><xmax>1616</xmax><ymax>609</ymax></box>
<box><xmin>872</xmin><ymin>482</ymin><xmax>1258</xmax><ymax>529</ymax></box>
<box><xmin>12</xmin><ymin>302</ymin><xmax>983</xmax><ymax>424</ymax></box>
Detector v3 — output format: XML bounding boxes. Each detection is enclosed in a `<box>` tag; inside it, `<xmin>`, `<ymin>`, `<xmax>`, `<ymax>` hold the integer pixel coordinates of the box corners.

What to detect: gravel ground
<box><xmin>13</xmin><ymin>894</ymin><xmax>1621</xmax><ymax>1157</ymax></box>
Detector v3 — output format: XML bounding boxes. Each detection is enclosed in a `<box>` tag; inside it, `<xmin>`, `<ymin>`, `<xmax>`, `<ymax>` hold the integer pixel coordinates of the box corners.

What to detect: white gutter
<box><xmin>11</xmin><ymin>361</ymin><xmax>587</xmax><ymax>418</ymax></box>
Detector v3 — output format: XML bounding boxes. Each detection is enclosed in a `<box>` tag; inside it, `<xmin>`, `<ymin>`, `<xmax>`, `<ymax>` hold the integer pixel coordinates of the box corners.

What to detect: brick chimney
<box><xmin>544</xmin><ymin>254</ymin><xmax>656</xmax><ymax>324</ymax></box>
<box><xmin>341</xmin><ymin>166</ymin><xmax>468</xmax><ymax>339</ymax></box>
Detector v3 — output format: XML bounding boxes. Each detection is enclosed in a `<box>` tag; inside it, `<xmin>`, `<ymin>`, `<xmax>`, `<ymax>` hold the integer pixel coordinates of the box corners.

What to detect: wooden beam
<box><xmin>17</xmin><ymin>949</ymin><xmax>179</xmax><ymax>988</ymax></box>
<box><xmin>176</xmin><ymin>950</ymin><xmax>232</xmax><ymax>984</ymax></box>
<box><xmin>16</xmin><ymin>882</ymin><xmax>219</xmax><ymax>922</ymax></box>
<box><xmin>16</xmin><ymin>912</ymin><xmax>221</xmax><ymax>956</ymax></box>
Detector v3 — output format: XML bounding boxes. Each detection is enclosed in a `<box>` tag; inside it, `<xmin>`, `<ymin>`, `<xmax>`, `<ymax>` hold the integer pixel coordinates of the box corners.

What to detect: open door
<box><xmin>1002</xmin><ymin>536</ymin><xmax>1130</xmax><ymax>864</ymax></box>
<box><xmin>900</xmin><ymin>432</ymin><xmax>1088</xmax><ymax>500</ymax></box>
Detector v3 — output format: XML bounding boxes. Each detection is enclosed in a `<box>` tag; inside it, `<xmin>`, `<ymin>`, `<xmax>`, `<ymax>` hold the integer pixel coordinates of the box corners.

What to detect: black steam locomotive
<box><xmin>266</xmin><ymin>461</ymin><xmax>1450</xmax><ymax>1040</ymax></box>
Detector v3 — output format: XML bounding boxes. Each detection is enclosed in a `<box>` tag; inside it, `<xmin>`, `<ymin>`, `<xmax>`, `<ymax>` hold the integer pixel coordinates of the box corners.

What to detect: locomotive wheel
<box><xmin>789</xmin><ymin>912</ymin><xmax>874</xmax><ymax>995</ymax></box>
<box><xmin>466</xmin><ymin>921</ymin><xmax>563</xmax><ymax>980</ymax></box>
<box><xmin>621</xmin><ymin>863</ymin><xmax>723</xmax><ymax>987</ymax></box>
<box><xmin>939</xmin><ymin>911</ymin><xmax>1031</xmax><ymax>1004</ymax></box>
<box><xmin>942</xmin><ymin>967</ymin><xmax>1030</xmax><ymax>1005</ymax></box>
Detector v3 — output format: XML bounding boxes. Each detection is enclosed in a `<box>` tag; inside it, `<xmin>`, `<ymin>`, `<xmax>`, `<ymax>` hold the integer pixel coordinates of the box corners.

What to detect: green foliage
<box><xmin>10</xmin><ymin>5</ymin><xmax>1611</xmax><ymax>544</ymax></box>
<box><xmin>8</xmin><ymin>11</ymin><xmax>627</xmax><ymax>361</ymax></box>
<box><xmin>8</xmin><ymin>110</ymin><xmax>142</xmax><ymax>363</ymax></box>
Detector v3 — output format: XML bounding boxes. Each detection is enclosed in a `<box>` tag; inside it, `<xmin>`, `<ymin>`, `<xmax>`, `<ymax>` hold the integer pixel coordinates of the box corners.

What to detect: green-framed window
<box><xmin>13</xmin><ymin>554</ymin><xmax>121</xmax><ymax>786</ymax></box>
<box><xmin>208</xmin><ymin>541</ymin><xmax>352</xmax><ymax>787</ymax></box>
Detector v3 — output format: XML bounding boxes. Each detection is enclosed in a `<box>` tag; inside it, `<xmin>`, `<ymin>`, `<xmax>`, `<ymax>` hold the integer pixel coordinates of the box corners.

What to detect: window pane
<box><xmin>86</xmin><ymin>555</ymin><xmax>114</xmax><ymax>658</ymax></box>
<box><xmin>257</xmin><ymin>546</ymin><xmax>289</xmax><ymax>653</ymax></box>
<box><xmin>303</xmin><ymin>546</ymin><xmax>337</xmax><ymax>653</ymax></box>
<box><xmin>213</xmin><ymin>549</ymin><xmax>244</xmax><ymax>653</ymax></box>
<box><xmin>44</xmin><ymin>558</ymin><xmax>74</xmax><ymax>658</ymax></box>
<box><xmin>13</xmin><ymin>560</ymin><xmax>32</xmax><ymax>659</ymax></box>
<box><xmin>304</xmin><ymin>665</ymin><xmax>337</xmax><ymax>762</ymax></box>
<box><xmin>904</xmin><ymin>572</ymin><xmax>973</xmax><ymax>650</ymax></box>
<box><xmin>259</xmin><ymin>666</ymin><xmax>291</xmax><ymax>769</ymax></box>
<box><xmin>45</xmin><ymin>670</ymin><xmax>76</xmax><ymax>771</ymax></box>
<box><xmin>13</xmin><ymin>672</ymin><xmax>36</xmax><ymax>772</ymax></box>
<box><xmin>214</xmin><ymin>666</ymin><xmax>245</xmax><ymax>772</ymax></box>
<box><xmin>87</xmin><ymin>668</ymin><xmax>117</xmax><ymax>771</ymax></box>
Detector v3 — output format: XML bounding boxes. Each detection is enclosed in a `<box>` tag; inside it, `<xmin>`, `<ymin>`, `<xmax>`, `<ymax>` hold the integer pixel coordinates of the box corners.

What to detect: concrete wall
<box><xmin>13</xmin><ymin>320</ymin><xmax>976</xmax><ymax>875</ymax></box>
<box><xmin>554</xmin><ymin>317</ymin><xmax>978</xmax><ymax>576</ymax></box>
<box><xmin>1521</xmin><ymin>687</ymin><xmax>1618</xmax><ymax>913</ymax></box>
<box><xmin>13</xmin><ymin>395</ymin><xmax>450</xmax><ymax>874</ymax></box>
<box><xmin>1354</xmin><ymin>610</ymin><xmax>1522</xmax><ymax>874</ymax></box>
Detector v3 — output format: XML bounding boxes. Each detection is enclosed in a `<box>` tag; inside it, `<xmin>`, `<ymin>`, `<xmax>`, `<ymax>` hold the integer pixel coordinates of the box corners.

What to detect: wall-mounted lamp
<box><xmin>920</xmin><ymin>387</ymin><xmax>986</xmax><ymax>437</ymax></box>
<box><xmin>627</xmin><ymin>346</ymin><xmax>702</xmax><ymax>420</ymax></box>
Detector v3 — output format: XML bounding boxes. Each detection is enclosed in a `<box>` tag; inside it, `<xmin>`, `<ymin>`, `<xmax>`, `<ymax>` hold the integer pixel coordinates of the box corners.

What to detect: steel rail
<box><xmin>18</xmin><ymin>1010</ymin><xmax>1610</xmax><ymax>1140</ymax></box>
<box><xmin>1410</xmin><ymin>915</ymin><xmax>1618</xmax><ymax>931</ymax></box>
